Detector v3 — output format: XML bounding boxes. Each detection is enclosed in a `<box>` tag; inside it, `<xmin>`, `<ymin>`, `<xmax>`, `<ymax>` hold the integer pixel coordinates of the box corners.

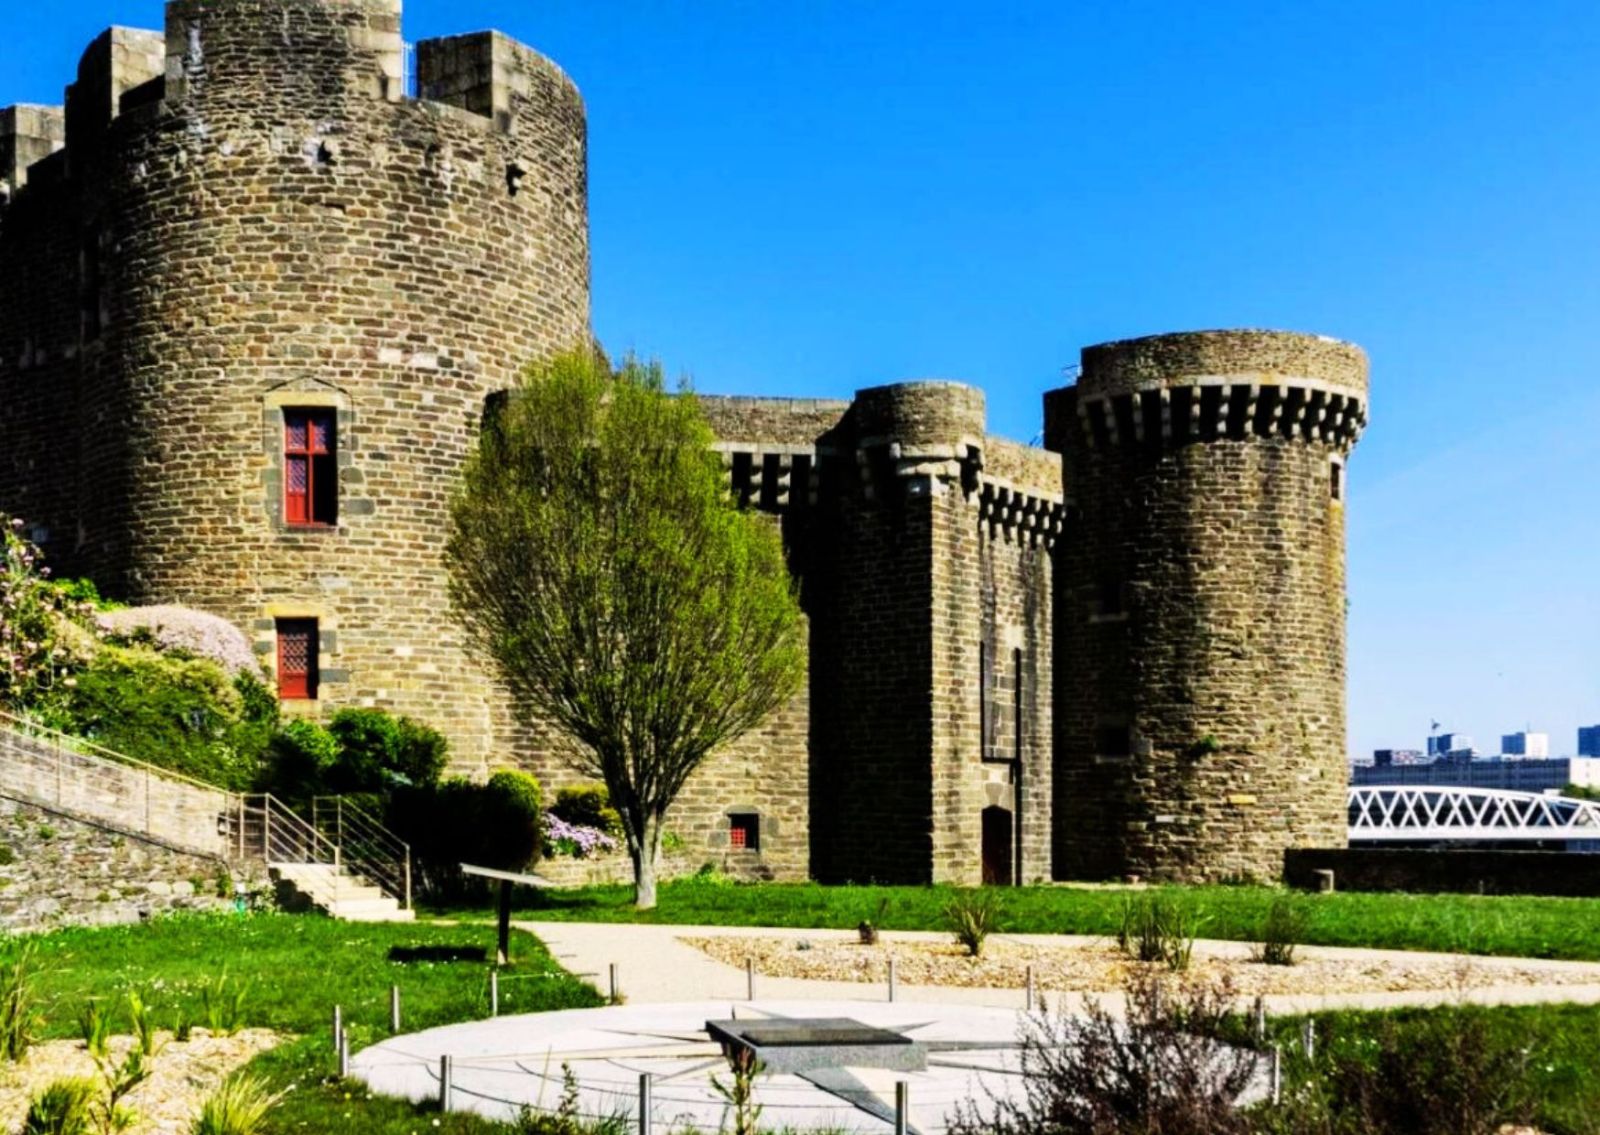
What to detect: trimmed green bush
<box><xmin>326</xmin><ymin>708</ymin><xmax>448</xmax><ymax>793</ymax></box>
<box><xmin>259</xmin><ymin>720</ymin><xmax>339</xmax><ymax>801</ymax></box>
<box><xmin>48</xmin><ymin>645</ymin><xmax>277</xmax><ymax>790</ymax></box>
<box><xmin>552</xmin><ymin>783</ymin><xmax>623</xmax><ymax>837</ymax></box>
<box><xmin>389</xmin><ymin>769</ymin><xmax>544</xmax><ymax>898</ymax></box>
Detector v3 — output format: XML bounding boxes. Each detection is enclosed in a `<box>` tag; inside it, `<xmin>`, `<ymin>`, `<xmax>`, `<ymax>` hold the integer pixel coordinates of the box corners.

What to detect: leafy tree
<box><xmin>446</xmin><ymin>349</ymin><xmax>805</xmax><ymax>908</ymax></box>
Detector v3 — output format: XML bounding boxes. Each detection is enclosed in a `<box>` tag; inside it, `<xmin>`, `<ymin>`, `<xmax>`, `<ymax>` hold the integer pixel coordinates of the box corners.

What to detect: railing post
<box><xmin>404</xmin><ymin>853</ymin><xmax>412</xmax><ymax>912</ymax></box>
<box><xmin>264</xmin><ymin>800</ymin><xmax>273</xmax><ymax>862</ymax></box>
<box><xmin>144</xmin><ymin>766</ymin><xmax>152</xmax><ymax>836</ymax></box>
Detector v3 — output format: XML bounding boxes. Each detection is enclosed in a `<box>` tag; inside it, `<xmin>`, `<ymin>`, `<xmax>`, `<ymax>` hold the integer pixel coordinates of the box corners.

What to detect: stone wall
<box><xmin>1048</xmin><ymin>330</ymin><xmax>1368</xmax><ymax>882</ymax></box>
<box><xmin>1285</xmin><ymin>847</ymin><xmax>1600</xmax><ymax>897</ymax></box>
<box><xmin>0</xmin><ymin>796</ymin><xmax>261</xmax><ymax>932</ymax></box>
<box><xmin>0</xmin><ymin>0</ymin><xmax>590</xmax><ymax>773</ymax></box>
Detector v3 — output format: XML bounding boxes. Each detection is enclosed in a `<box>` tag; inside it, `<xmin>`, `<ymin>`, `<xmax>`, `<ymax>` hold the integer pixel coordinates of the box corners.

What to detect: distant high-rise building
<box><xmin>1373</xmin><ymin>749</ymin><xmax>1426</xmax><ymax>767</ymax></box>
<box><xmin>1581</xmin><ymin>726</ymin><xmax>1600</xmax><ymax>759</ymax></box>
<box><xmin>1428</xmin><ymin>732</ymin><xmax>1474</xmax><ymax>758</ymax></box>
<box><xmin>1502</xmin><ymin>731</ymin><xmax>1550</xmax><ymax>758</ymax></box>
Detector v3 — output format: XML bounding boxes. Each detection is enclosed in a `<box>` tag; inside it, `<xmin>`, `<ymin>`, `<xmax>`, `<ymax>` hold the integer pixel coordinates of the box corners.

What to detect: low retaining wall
<box><xmin>1285</xmin><ymin>847</ymin><xmax>1600</xmax><ymax>897</ymax></box>
<box><xmin>0</xmin><ymin>796</ymin><xmax>267</xmax><ymax>932</ymax></box>
<box><xmin>535</xmin><ymin>852</ymin><xmax>700</xmax><ymax>889</ymax></box>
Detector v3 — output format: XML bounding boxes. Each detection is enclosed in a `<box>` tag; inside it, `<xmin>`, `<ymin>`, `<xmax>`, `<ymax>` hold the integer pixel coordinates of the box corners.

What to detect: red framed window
<box><xmin>284</xmin><ymin>409</ymin><xmax>337</xmax><ymax>526</ymax></box>
<box><xmin>729</xmin><ymin>813</ymin><xmax>760</xmax><ymax>851</ymax></box>
<box><xmin>276</xmin><ymin>619</ymin><xmax>319</xmax><ymax>701</ymax></box>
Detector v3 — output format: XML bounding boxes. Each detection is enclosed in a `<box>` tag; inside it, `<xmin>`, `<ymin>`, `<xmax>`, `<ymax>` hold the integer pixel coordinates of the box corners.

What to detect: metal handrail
<box><xmin>239</xmin><ymin>794</ymin><xmax>340</xmax><ymax>866</ymax></box>
<box><xmin>311</xmin><ymin>795</ymin><xmax>413</xmax><ymax>910</ymax></box>
<box><xmin>0</xmin><ymin>709</ymin><xmax>240</xmax><ymax>799</ymax></box>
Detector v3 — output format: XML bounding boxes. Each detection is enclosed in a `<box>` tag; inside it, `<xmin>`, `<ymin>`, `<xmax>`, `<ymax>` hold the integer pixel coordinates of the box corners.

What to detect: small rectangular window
<box><xmin>284</xmin><ymin>409</ymin><xmax>338</xmax><ymax>526</ymax></box>
<box><xmin>1330</xmin><ymin>458</ymin><xmax>1345</xmax><ymax>502</ymax></box>
<box><xmin>1094</xmin><ymin>724</ymin><xmax>1131</xmax><ymax>758</ymax></box>
<box><xmin>276</xmin><ymin>619</ymin><xmax>319</xmax><ymax>701</ymax></box>
<box><xmin>729</xmin><ymin>813</ymin><xmax>760</xmax><ymax>851</ymax></box>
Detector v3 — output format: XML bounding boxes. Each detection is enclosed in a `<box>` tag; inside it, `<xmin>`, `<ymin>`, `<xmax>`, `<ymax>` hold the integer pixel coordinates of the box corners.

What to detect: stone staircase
<box><xmin>0</xmin><ymin>712</ymin><xmax>414</xmax><ymax>922</ymax></box>
<box><xmin>271</xmin><ymin>862</ymin><xmax>414</xmax><ymax>922</ymax></box>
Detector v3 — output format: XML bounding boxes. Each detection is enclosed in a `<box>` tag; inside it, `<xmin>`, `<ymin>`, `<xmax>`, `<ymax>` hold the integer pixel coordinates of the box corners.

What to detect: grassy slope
<box><xmin>476</xmin><ymin>878</ymin><xmax>1600</xmax><ymax>961</ymax></box>
<box><xmin>3</xmin><ymin>912</ymin><xmax>603</xmax><ymax>1134</ymax></box>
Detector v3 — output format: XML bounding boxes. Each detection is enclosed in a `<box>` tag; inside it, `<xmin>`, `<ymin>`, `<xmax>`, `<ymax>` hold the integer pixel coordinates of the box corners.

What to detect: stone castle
<box><xmin>0</xmin><ymin>0</ymin><xmax>1368</xmax><ymax>886</ymax></box>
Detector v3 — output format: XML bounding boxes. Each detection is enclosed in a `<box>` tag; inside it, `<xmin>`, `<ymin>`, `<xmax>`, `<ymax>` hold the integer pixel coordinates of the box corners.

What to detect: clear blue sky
<box><xmin>7</xmin><ymin>1</ymin><xmax>1598</xmax><ymax>760</ymax></box>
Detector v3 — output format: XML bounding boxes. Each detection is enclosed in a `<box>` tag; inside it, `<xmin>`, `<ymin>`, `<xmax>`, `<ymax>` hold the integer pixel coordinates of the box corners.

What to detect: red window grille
<box><xmin>284</xmin><ymin>409</ymin><xmax>337</xmax><ymax>526</ymax></box>
<box><xmin>276</xmin><ymin>619</ymin><xmax>318</xmax><ymax>701</ymax></box>
<box><xmin>729</xmin><ymin>814</ymin><xmax>760</xmax><ymax>851</ymax></box>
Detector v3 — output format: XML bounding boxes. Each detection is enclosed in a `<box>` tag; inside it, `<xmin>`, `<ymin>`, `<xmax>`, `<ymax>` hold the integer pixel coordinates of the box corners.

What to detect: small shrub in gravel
<box><xmin>945</xmin><ymin>890</ymin><xmax>1003</xmax><ymax>958</ymax></box>
<box><xmin>21</xmin><ymin>1077</ymin><xmax>95</xmax><ymax>1135</ymax></box>
<box><xmin>190</xmin><ymin>1073</ymin><xmax>279</xmax><ymax>1135</ymax></box>
<box><xmin>1252</xmin><ymin>894</ymin><xmax>1308</xmax><ymax>967</ymax></box>
<box><xmin>1119</xmin><ymin>893</ymin><xmax>1204</xmax><ymax>972</ymax></box>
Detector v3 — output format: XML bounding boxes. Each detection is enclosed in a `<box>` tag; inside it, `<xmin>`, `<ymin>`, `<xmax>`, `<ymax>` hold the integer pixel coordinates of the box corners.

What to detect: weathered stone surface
<box><xmin>0</xmin><ymin>5</ymin><xmax>1366</xmax><ymax>888</ymax></box>
<box><xmin>0</xmin><ymin>796</ymin><xmax>265</xmax><ymax>932</ymax></box>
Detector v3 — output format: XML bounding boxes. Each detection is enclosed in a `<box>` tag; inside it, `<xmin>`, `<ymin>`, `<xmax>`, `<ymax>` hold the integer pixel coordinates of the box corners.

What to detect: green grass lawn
<box><xmin>1261</xmin><ymin>1002</ymin><xmax>1600</xmax><ymax>1135</ymax></box>
<box><xmin>3</xmin><ymin>908</ymin><xmax>1600</xmax><ymax>1133</ymax></box>
<box><xmin>465</xmin><ymin>876</ymin><xmax>1600</xmax><ymax>961</ymax></box>
<box><xmin>0</xmin><ymin>912</ymin><xmax>603</xmax><ymax>1134</ymax></box>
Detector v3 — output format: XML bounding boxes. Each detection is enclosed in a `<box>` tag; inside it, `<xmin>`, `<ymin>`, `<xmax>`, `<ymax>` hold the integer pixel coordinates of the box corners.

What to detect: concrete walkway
<box><xmin>520</xmin><ymin>920</ymin><xmax>1600</xmax><ymax>1015</ymax></box>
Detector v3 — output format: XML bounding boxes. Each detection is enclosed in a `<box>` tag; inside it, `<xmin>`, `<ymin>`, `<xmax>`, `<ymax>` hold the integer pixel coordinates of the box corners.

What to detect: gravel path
<box><xmin>0</xmin><ymin>1030</ymin><xmax>281</xmax><ymax>1135</ymax></box>
<box><xmin>684</xmin><ymin>934</ymin><xmax>1600</xmax><ymax>998</ymax></box>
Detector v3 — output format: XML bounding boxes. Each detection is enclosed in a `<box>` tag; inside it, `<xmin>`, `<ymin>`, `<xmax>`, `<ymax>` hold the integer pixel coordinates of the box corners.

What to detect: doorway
<box><xmin>981</xmin><ymin>806</ymin><xmax>1014</xmax><ymax>886</ymax></box>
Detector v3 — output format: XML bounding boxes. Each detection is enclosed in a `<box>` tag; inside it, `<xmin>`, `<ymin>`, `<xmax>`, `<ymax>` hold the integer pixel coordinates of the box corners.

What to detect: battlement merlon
<box><xmin>163</xmin><ymin>0</ymin><xmax>406</xmax><ymax>107</ymax></box>
<box><xmin>418</xmin><ymin>32</ymin><xmax>583</xmax><ymax>136</ymax></box>
<box><xmin>65</xmin><ymin>28</ymin><xmax>165</xmax><ymax>159</ymax></box>
<box><xmin>0</xmin><ymin>105</ymin><xmax>65</xmax><ymax>198</ymax></box>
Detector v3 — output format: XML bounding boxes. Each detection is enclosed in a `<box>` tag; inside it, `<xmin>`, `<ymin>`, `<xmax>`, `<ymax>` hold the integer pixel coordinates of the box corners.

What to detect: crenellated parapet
<box><xmin>1062</xmin><ymin>329</ymin><xmax>1368</xmax><ymax>453</ymax></box>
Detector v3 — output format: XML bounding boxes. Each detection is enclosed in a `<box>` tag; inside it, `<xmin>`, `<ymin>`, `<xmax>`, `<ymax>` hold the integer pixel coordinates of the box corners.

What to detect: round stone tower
<box><xmin>1045</xmin><ymin>330</ymin><xmax>1368</xmax><ymax>881</ymax></box>
<box><xmin>72</xmin><ymin>0</ymin><xmax>589</xmax><ymax>765</ymax></box>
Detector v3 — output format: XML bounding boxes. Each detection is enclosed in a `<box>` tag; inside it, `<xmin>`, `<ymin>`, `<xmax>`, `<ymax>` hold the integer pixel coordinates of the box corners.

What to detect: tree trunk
<box><xmin>632</xmin><ymin>815</ymin><xmax>662</xmax><ymax>910</ymax></box>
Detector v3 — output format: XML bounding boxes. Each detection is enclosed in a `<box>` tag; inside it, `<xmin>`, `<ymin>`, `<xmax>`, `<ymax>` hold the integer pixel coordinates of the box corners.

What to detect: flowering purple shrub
<box><xmin>544</xmin><ymin>812</ymin><xmax>619</xmax><ymax>859</ymax></box>
<box><xmin>97</xmin><ymin>605</ymin><xmax>260</xmax><ymax>677</ymax></box>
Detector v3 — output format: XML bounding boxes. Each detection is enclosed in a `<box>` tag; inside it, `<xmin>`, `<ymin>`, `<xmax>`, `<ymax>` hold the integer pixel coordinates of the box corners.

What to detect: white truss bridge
<box><xmin>1349</xmin><ymin>785</ymin><xmax>1600</xmax><ymax>844</ymax></box>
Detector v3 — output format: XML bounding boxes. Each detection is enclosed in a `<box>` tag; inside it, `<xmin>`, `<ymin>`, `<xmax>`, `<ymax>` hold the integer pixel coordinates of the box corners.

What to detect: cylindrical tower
<box><xmin>73</xmin><ymin>0</ymin><xmax>589</xmax><ymax>766</ymax></box>
<box><xmin>1045</xmin><ymin>330</ymin><xmax>1368</xmax><ymax>881</ymax></box>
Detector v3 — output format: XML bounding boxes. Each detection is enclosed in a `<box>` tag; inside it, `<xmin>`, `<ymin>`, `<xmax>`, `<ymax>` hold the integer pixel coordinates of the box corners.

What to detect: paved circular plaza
<box><xmin>354</xmin><ymin>999</ymin><xmax>1036</xmax><ymax>1132</ymax></box>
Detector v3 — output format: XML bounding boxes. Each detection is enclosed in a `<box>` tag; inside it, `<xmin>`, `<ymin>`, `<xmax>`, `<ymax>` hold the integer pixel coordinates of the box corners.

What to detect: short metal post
<box><xmin>404</xmin><ymin>854</ymin><xmax>413</xmax><ymax>911</ymax></box>
<box><xmin>331</xmin><ymin>1005</ymin><xmax>342</xmax><ymax>1053</ymax></box>
<box><xmin>1025</xmin><ymin>965</ymin><xmax>1035</xmax><ymax>1012</ymax></box>
<box><xmin>610</xmin><ymin>962</ymin><xmax>620</xmax><ymax>1004</ymax></box>
<box><xmin>237</xmin><ymin>797</ymin><xmax>245</xmax><ymax>859</ymax></box>
<box><xmin>638</xmin><ymin>1072</ymin><xmax>653</xmax><ymax>1135</ymax></box>
<box><xmin>490</xmin><ymin>968</ymin><xmax>500</xmax><ymax>1017</ymax></box>
<box><xmin>1302</xmin><ymin>1017</ymin><xmax>1316</xmax><ymax>1062</ymax></box>
<box><xmin>746</xmin><ymin>957</ymin><xmax>755</xmax><ymax>1001</ymax></box>
<box><xmin>1270</xmin><ymin>1046</ymin><xmax>1282</xmax><ymax>1105</ymax></box>
<box><xmin>145</xmin><ymin>767</ymin><xmax>152</xmax><ymax>835</ymax></box>
<box><xmin>1254</xmin><ymin>997</ymin><xmax>1266</xmax><ymax>1043</ymax></box>
<box><xmin>887</xmin><ymin>958</ymin><xmax>896</xmax><ymax>1002</ymax></box>
<box><xmin>894</xmin><ymin>1081</ymin><xmax>909</xmax><ymax>1135</ymax></box>
<box><xmin>337</xmin><ymin>1030</ymin><xmax>350</xmax><ymax>1078</ymax></box>
<box><xmin>390</xmin><ymin>985</ymin><xmax>401</xmax><ymax>1033</ymax></box>
<box><xmin>440</xmin><ymin>1054</ymin><xmax>453</xmax><ymax>1112</ymax></box>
